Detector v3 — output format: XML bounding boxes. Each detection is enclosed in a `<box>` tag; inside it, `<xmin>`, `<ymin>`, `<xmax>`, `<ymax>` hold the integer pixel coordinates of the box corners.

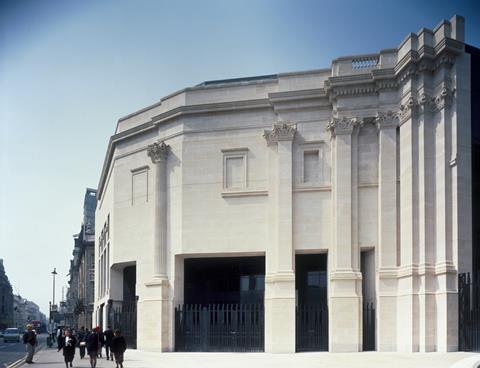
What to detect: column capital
<box><xmin>398</xmin><ymin>96</ymin><xmax>419</xmax><ymax>125</ymax></box>
<box><xmin>375</xmin><ymin>111</ymin><xmax>399</xmax><ymax>130</ymax></box>
<box><xmin>263</xmin><ymin>123</ymin><xmax>296</xmax><ymax>145</ymax></box>
<box><xmin>418</xmin><ymin>93</ymin><xmax>437</xmax><ymax>114</ymax></box>
<box><xmin>147</xmin><ymin>140</ymin><xmax>170</xmax><ymax>163</ymax></box>
<box><xmin>326</xmin><ymin>116</ymin><xmax>361</xmax><ymax>136</ymax></box>
<box><xmin>434</xmin><ymin>86</ymin><xmax>455</xmax><ymax>111</ymax></box>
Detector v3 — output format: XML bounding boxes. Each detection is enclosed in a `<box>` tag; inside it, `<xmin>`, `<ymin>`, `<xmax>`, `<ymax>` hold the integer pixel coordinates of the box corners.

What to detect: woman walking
<box><xmin>111</xmin><ymin>330</ymin><xmax>127</xmax><ymax>368</ymax></box>
<box><xmin>86</xmin><ymin>327</ymin><xmax>100</xmax><ymax>368</ymax></box>
<box><xmin>58</xmin><ymin>328</ymin><xmax>77</xmax><ymax>368</ymax></box>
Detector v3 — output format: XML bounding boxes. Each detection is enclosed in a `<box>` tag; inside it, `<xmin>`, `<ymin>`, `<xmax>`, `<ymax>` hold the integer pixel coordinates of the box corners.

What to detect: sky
<box><xmin>0</xmin><ymin>0</ymin><xmax>479</xmax><ymax>317</ymax></box>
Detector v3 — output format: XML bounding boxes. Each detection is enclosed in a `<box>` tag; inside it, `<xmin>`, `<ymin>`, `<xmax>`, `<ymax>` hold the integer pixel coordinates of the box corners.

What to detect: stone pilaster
<box><xmin>417</xmin><ymin>92</ymin><xmax>437</xmax><ymax>352</ymax></box>
<box><xmin>327</xmin><ymin>116</ymin><xmax>362</xmax><ymax>352</ymax></box>
<box><xmin>141</xmin><ymin>140</ymin><xmax>172</xmax><ymax>351</ymax></box>
<box><xmin>433</xmin><ymin>79</ymin><xmax>458</xmax><ymax>352</ymax></box>
<box><xmin>375</xmin><ymin>111</ymin><xmax>399</xmax><ymax>351</ymax></box>
<box><xmin>263</xmin><ymin>123</ymin><xmax>296</xmax><ymax>353</ymax></box>
<box><xmin>397</xmin><ymin>94</ymin><xmax>420</xmax><ymax>352</ymax></box>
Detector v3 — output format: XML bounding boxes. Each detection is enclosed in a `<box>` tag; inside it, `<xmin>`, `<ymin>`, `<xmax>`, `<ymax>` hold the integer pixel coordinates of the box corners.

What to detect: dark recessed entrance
<box><xmin>110</xmin><ymin>265</ymin><xmax>137</xmax><ymax>349</ymax></box>
<box><xmin>175</xmin><ymin>256</ymin><xmax>265</xmax><ymax>352</ymax></box>
<box><xmin>295</xmin><ymin>253</ymin><xmax>328</xmax><ymax>352</ymax></box>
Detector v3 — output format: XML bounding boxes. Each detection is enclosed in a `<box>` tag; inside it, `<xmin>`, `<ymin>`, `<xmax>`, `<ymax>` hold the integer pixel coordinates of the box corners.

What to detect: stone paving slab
<box><xmin>25</xmin><ymin>347</ymin><xmax>480</xmax><ymax>368</ymax></box>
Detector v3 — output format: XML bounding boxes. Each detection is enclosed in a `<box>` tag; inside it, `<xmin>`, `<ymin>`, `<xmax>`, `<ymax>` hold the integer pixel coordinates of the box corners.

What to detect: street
<box><xmin>0</xmin><ymin>333</ymin><xmax>46</xmax><ymax>367</ymax></box>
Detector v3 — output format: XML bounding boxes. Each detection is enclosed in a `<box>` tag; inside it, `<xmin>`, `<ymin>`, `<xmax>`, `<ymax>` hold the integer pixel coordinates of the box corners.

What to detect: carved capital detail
<box><xmin>263</xmin><ymin>123</ymin><xmax>296</xmax><ymax>145</ymax></box>
<box><xmin>434</xmin><ymin>86</ymin><xmax>455</xmax><ymax>111</ymax></box>
<box><xmin>375</xmin><ymin>111</ymin><xmax>399</xmax><ymax>130</ymax></box>
<box><xmin>417</xmin><ymin>93</ymin><xmax>437</xmax><ymax>114</ymax></box>
<box><xmin>398</xmin><ymin>96</ymin><xmax>419</xmax><ymax>125</ymax></box>
<box><xmin>147</xmin><ymin>141</ymin><xmax>170</xmax><ymax>163</ymax></box>
<box><xmin>326</xmin><ymin>116</ymin><xmax>361</xmax><ymax>136</ymax></box>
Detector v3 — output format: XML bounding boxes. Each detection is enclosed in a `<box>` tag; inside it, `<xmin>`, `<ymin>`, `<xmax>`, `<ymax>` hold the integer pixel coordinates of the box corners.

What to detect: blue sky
<box><xmin>0</xmin><ymin>0</ymin><xmax>479</xmax><ymax>316</ymax></box>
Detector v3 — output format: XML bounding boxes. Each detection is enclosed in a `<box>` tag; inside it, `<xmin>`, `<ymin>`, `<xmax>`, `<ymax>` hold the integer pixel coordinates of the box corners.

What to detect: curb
<box><xmin>6</xmin><ymin>343</ymin><xmax>46</xmax><ymax>368</ymax></box>
<box><xmin>449</xmin><ymin>355</ymin><xmax>480</xmax><ymax>368</ymax></box>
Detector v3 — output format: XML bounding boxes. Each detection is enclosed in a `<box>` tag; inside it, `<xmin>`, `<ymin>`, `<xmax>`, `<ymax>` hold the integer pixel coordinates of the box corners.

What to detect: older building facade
<box><xmin>66</xmin><ymin>188</ymin><xmax>97</xmax><ymax>329</ymax></box>
<box><xmin>0</xmin><ymin>259</ymin><xmax>14</xmax><ymax>329</ymax></box>
<box><xmin>94</xmin><ymin>16</ymin><xmax>477</xmax><ymax>353</ymax></box>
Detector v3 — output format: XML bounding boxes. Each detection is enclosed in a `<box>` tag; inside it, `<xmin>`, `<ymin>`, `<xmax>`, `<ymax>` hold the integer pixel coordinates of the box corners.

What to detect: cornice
<box><xmin>97</xmin><ymin>121</ymin><xmax>157</xmax><ymax>200</ymax></box>
<box><xmin>267</xmin><ymin>88</ymin><xmax>326</xmax><ymax>103</ymax></box>
<box><xmin>151</xmin><ymin>98</ymin><xmax>271</xmax><ymax>125</ymax></box>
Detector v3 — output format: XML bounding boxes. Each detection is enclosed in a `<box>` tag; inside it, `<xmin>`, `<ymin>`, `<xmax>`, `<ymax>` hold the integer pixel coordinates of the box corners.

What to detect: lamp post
<box><xmin>52</xmin><ymin>268</ymin><xmax>57</xmax><ymax>306</ymax></box>
<box><xmin>50</xmin><ymin>268</ymin><xmax>57</xmax><ymax>330</ymax></box>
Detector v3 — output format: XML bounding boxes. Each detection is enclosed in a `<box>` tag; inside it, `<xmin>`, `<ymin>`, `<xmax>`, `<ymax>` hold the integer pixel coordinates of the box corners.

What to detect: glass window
<box><xmin>307</xmin><ymin>271</ymin><xmax>321</xmax><ymax>288</ymax></box>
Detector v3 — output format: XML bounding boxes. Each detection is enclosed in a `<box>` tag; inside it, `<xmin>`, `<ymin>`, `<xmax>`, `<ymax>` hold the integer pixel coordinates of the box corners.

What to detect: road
<box><xmin>0</xmin><ymin>333</ymin><xmax>47</xmax><ymax>367</ymax></box>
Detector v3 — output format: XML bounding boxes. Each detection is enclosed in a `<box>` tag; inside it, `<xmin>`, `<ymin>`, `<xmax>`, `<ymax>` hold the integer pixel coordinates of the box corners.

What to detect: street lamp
<box><xmin>52</xmin><ymin>268</ymin><xmax>57</xmax><ymax>306</ymax></box>
<box><xmin>50</xmin><ymin>268</ymin><xmax>57</xmax><ymax>330</ymax></box>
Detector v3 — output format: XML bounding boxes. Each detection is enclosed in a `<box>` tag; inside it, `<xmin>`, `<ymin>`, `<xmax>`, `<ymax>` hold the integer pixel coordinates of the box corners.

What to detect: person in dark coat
<box><xmin>86</xmin><ymin>327</ymin><xmax>100</xmax><ymax>368</ymax></box>
<box><xmin>58</xmin><ymin>328</ymin><xmax>77</xmax><ymax>368</ymax></box>
<box><xmin>57</xmin><ymin>327</ymin><xmax>65</xmax><ymax>351</ymax></box>
<box><xmin>97</xmin><ymin>326</ymin><xmax>105</xmax><ymax>358</ymax></box>
<box><xmin>77</xmin><ymin>326</ymin><xmax>86</xmax><ymax>359</ymax></box>
<box><xmin>103</xmin><ymin>326</ymin><xmax>114</xmax><ymax>360</ymax></box>
<box><xmin>110</xmin><ymin>329</ymin><xmax>127</xmax><ymax>368</ymax></box>
<box><xmin>23</xmin><ymin>324</ymin><xmax>37</xmax><ymax>364</ymax></box>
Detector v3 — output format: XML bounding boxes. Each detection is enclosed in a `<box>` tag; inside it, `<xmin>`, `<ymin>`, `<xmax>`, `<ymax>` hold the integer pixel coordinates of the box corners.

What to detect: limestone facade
<box><xmin>94</xmin><ymin>15</ymin><xmax>475</xmax><ymax>353</ymax></box>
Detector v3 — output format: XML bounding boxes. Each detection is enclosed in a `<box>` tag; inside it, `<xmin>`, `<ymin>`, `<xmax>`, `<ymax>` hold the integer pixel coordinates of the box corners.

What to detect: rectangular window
<box><xmin>131</xmin><ymin>166</ymin><xmax>149</xmax><ymax>205</ymax></box>
<box><xmin>225</xmin><ymin>156</ymin><xmax>244</xmax><ymax>189</ymax></box>
<box><xmin>222</xmin><ymin>148</ymin><xmax>248</xmax><ymax>191</ymax></box>
<box><xmin>304</xmin><ymin>150</ymin><xmax>319</xmax><ymax>183</ymax></box>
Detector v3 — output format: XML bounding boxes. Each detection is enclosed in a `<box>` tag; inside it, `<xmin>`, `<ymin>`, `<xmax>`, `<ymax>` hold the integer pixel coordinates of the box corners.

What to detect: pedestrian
<box><xmin>58</xmin><ymin>328</ymin><xmax>77</xmax><ymax>368</ymax></box>
<box><xmin>57</xmin><ymin>327</ymin><xmax>65</xmax><ymax>351</ymax></box>
<box><xmin>86</xmin><ymin>327</ymin><xmax>100</xmax><ymax>368</ymax></box>
<box><xmin>77</xmin><ymin>326</ymin><xmax>86</xmax><ymax>359</ymax></box>
<box><xmin>110</xmin><ymin>329</ymin><xmax>127</xmax><ymax>368</ymax></box>
<box><xmin>103</xmin><ymin>326</ymin><xmax>114</xmax><ymax>360</ymax></box>
<box><xmin>23</xmin><ymin>324</ymin><xmax>37</xmax><ymax>364</ymax></box>
<box><xmin>97</xmin><ymin>326</ymin><xmax>105</xmax><ymax>358</ymax></box>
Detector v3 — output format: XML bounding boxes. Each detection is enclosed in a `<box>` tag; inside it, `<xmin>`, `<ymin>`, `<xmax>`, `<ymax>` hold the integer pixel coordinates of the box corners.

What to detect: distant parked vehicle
<box><xmin>3</xmin><ymin>328</ymin><xmax>21</xmax><ymax>343</ymax></box>
<box><xmin>0</xmin><ymin>330</ymin><xmax>4</xmax><ymax>338</ymax></box>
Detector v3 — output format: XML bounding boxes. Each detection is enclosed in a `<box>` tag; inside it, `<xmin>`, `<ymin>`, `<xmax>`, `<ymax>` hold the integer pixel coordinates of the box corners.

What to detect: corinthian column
<box><xmin>263</xmin><ymin>122</ymin><xmax>296</xmax><ymax>353</ymax></box>
<box><xmin>147</xmin><ymin>140</ymin><xmax>170</xmax><ymax>278</ymax></box>
<box><xmin>326</xmin><ymin>116</ymin><xmax>362</xmax><ymax>352</ymax></box>
<box><xmin>140</xmin><ymin>140</ymin><xmax>172</xmax><ymax>352</ymax></box>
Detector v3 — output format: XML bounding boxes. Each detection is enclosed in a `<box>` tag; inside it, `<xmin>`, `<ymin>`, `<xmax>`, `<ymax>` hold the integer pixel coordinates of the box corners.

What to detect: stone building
<box><xmin>12</xmin><ymin>296</ymin><xmax>45</xmax><ymax>329</ymax></box>
<box><xmin>94</xmin><ymin>16</ymin><xmax>479</xmax><ymax>353</ymax></box>
<box><xmin>66</xmin><ymin>188</ymin><xmax>96</xmax><ymax>329</ymax></box>
<box><xmin>0</xmin><ymin>259</ymin><xmax>14</xmax><ymax>329</ymax></box>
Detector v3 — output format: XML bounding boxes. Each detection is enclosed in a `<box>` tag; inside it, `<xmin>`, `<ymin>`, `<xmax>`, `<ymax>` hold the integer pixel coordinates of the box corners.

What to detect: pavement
<box><xmin>16</xmin><ymin>347</ymin><xmax>480</xmax><ymax>368</ymax></box>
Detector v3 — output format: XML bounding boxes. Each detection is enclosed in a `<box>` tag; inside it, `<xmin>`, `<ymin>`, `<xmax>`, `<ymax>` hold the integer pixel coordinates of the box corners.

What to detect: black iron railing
<box><xmin>459</xmin><ymin>272</ymin><xmax>480</xmax><ymax>352</ymax></box>
<box><xmin>175</xmin><ymin>304</ymin><xmax>264</xmax><ymax>352</ymax></box>
<box><xmin>296</xmin><ymin>303</ymin><xmax>328</xmax><ymax>352</ymax></box>
<box><xmin>111</xmin><ymin>301</ymin><xmax>137</xmax><ymax>349</ymax></box>
<box><xmin>362</xmin><ymin>302</ymin><xmax>375</xmax><ymax>351</ymax></box>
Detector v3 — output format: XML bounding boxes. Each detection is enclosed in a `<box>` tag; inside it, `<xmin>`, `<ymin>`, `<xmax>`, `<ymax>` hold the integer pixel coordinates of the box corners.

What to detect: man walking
<box><xmin>111</xmin><ymin>329</ymin><xmax>127</xmax><ymax>368</ymax></box>
<box><xmin>23</xmin><ymin>324</ymin><xmax>37</xmax><ymax>364</ymax></box>
<box><xmin>103</xmin><ymin>326</ymin><xmax>114</xmax><ymax>360</ymax></box>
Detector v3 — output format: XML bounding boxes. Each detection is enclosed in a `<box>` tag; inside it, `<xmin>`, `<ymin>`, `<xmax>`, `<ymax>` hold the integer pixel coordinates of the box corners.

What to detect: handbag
<box><xmin>79</xmin><ymin>341</ymin><xmax>86</xmax><ymax>347</ymax></box>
